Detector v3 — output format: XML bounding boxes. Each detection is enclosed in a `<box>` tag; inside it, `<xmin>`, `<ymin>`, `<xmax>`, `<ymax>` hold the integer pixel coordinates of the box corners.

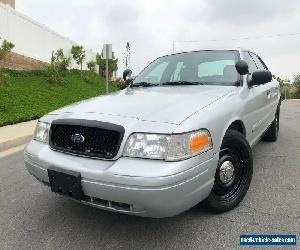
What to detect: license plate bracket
<box><xmin>47</xmin><ymin>166</ymin><xmax>83</xmax><ymax>200</ymax></box>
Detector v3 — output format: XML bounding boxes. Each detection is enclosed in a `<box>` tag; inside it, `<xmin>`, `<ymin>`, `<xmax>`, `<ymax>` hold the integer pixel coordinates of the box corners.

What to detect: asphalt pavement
<box><xmin>0</xmin><ymin>101</ymin><xmax>299</xmax><ymax>250</ymax></box>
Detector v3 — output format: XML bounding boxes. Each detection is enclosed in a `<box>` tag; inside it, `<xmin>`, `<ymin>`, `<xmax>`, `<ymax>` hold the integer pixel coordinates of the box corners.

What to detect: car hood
<box><xmin>49</xmin><ymin>85</ymin><xmax>236</xmax><ymax>125</ymax></box>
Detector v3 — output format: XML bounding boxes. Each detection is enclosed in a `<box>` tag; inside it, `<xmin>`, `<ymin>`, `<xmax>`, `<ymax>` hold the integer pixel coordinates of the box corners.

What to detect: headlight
<box><xmin>167</xmin><ymin>130</ymin><xmax>213</xmax><ymax>161</ymax></box>
<box><xmin>33</xmin><ymin>121</ymin><xmax>50</xmax><ymax>143</ymax></box>
<box><xmin>123</xmin><ymin>133</ymin><xmax>171</xmax><ymax>160</ymax></box>
<box><xmin>123</xmin><ymin>129</ymin><xmax>212</xmax><ymax>161</ymax></box>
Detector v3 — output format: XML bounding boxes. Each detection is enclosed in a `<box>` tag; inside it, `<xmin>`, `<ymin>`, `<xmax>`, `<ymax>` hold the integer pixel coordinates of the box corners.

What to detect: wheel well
<box><xmin>228</xmin><ymin>120</ymin><xmax>246</xmax><ymax>136</ymax></box>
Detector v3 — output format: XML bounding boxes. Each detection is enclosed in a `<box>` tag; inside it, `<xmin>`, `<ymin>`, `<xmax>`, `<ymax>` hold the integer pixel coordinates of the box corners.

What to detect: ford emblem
<box><xmin>71</xmin><ymin>134</ymin><xmax>85</xmax><ymax>143</ymax></box>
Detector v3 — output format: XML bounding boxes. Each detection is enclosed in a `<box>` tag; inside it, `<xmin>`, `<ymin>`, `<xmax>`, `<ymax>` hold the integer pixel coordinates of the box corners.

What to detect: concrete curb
<box><xmin>0</xmin><ymin>134</ymin><xmax>33</xmax><ymax>152</ymax></box>
<box><xmin>0</xmin><ymin>120</ymin><xmax>37</xmax><ymax>153</ymax></box>
<box><xmin>286</xmin><ymin>99</ymin><xmax>300</xmax><ymax>101</ymax></box>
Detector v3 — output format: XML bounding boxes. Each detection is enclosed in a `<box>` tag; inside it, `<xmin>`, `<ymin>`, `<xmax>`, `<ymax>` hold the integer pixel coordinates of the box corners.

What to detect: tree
<box><xmin>46</xmin><ymin>48</ymin><xmax>71</xmax><ymax>83</ymax></box>
<box><xmin>276</xmin><ymin>76</ymin><xmax>284</xmax><ymax>88</ymax></box>
<box><xmin>0</xmin><ymin>39</ymin><xmax>15</xmax><ymax>60</ymax></box>
<box><xmin>96</xmin><ymin>52</ymin><xmax>105</xmax><ymax>77</ymax></box>
<box><xmin>273</xmin><ymin>75</ymin><xmax>293</xmax><ymax>99</ymax></box>
<box><xmin>109</xmin><ymin>54</ymin><xmax>118</xmax><ymax>78</ymax></box>
<box><xmin>71</xmin><ymin>45</ymin><xmax>86</xmax><ymax>76</ymax></box>
<box><xmin>0</xmin><ymin>39</ymin><xmax>15</xmax><ymax>86</ymax></box>
<box><xmin>293</xmin><ymin>74</ymin><xmax>300</xmax><ymax>99</ymax></box>
<box><xmin>0</xmin><ymin>72</ymin><xmax>10</xmax><ymax>87</ymax></box>
<box><xmin>96</xmin><ymin>52</ymin><xmax>118</xmax><ymax>78</ymax></box>
<box><xmin>86</xmin><ymin>60</ymin><xmax>96</xmax><ymax>72</ymax></box>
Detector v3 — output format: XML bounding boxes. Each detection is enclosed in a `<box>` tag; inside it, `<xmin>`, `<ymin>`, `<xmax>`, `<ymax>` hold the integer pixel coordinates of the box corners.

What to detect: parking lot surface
<box><xmin>0</xmin><ymin>101</ymin><xmax>299</xmax><ymax>249</ymax></box>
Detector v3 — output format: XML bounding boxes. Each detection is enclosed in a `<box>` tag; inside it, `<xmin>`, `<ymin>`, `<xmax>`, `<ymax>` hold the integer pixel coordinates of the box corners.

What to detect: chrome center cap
<box><xmin>219</xmin><ymin>161</ymin><xmax>235</xmax><ymax>184</ymax></box>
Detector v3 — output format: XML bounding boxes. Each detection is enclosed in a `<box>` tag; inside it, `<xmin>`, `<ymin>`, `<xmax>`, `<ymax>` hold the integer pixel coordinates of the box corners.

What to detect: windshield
<box><xmin>132</xmin><ymin>50</ymin><xmax>240</xmax><ymax>86</ymax></box>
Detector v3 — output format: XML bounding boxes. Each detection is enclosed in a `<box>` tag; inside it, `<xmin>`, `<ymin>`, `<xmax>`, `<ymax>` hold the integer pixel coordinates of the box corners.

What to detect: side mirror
<box><xmin>123</xmin><ymin>69</ymin><xmax>133</xmax><ymax>85</ymax></box>
<box><xmin>235</xmin><ymin>60</ymin><xmax>249</xmax><ymax>75</ymax></box>
<box><xmin>251</xmin><ymin>70</ymin><xmax>272</xmax><ymax>86</ymax></box>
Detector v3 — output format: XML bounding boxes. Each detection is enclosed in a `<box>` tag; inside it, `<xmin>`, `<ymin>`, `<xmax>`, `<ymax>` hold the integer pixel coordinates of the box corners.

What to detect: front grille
<box><xmin>49</xmin><ymin>119</ymin><xmax>125</xmax><ymax>159</ymax></box>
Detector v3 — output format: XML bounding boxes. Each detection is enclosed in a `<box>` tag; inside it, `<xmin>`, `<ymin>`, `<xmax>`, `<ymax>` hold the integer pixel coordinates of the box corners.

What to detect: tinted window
<box><xmin>144</xmin><ymin>61</ymin><xmax>169</xmax><ymax>83</ymax></box>
<box><xmin>259</xmin><ymin>57</ymin><xmax>268</xmax><ymax>70</ymax></box>
<box><xmin>250</xmin><ymin>52</ymin><xmax>267</xmax><ymax>70</ymax></box>
<box><xmin>171</xmin><ymin>61</ymin><xmax>184</xmax><ymax>81</ymax></box>
<box><xmin>198</xmin><ymin>60</ymin><xmax>235</xmax><ymax>80</ymax></box>
<box><xmin>133</xmin><ymin>50</ymin><xmax>240</xmax><ymax>86</ymax></box>
<box><xmin>243</xmin><ymin>52</ymin><xmax>257</xmax><ymax>73</ymax></box>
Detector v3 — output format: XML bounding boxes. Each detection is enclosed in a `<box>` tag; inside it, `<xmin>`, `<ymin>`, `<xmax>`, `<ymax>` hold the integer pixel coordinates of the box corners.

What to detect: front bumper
<box><xmin>24</xmin><ymin>140</ymin><xmax>218</xmax><ymax>218</ymax></box>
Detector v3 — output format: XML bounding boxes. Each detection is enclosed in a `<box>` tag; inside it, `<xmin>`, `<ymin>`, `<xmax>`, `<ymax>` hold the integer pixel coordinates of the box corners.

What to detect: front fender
<box><xmin>174</xmin><ymin>89</ymin><xmax>245</xmax><ymax>155</ymax></box>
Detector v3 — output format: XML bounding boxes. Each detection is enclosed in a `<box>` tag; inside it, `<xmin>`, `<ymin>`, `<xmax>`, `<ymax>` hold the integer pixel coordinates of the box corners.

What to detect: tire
<box><xmin>262</xmin><ymin>110</ymin><xmax>279</xmax><ymax>142</ymax></box>
<box><xmin>204</xmin><ymin>130</ymin><xmax>253</xmax><ymax>213</ymax></box>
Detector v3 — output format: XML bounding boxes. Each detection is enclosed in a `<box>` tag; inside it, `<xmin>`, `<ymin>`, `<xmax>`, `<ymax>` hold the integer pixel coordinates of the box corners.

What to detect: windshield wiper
<box><xmin>130</xmin><ymin>82</ymin><xmax>159</xmax><ymax>88</ymax></box>
<box><xmin>161</xmin><ymin>81</ymin><xmax>204</xmax><ymax>86</ymax></box>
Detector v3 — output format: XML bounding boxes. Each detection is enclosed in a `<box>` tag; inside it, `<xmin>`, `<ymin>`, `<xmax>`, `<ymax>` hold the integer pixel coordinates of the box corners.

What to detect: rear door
<box><xmin>241</xmin><ymin>51</ymin><xmax>269</xmax><ymax>145</ymax></box>
<box><xmin>250</xmin><ymin>53</ymin><xmax>279</xmax><ymax>128</ymax></box>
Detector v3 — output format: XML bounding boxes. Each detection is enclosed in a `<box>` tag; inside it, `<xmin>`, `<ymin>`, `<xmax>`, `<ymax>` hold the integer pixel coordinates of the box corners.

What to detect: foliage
<box><xmin>96</xmin><ymin>52</ymin><xmax>118</xmax><ymax>78</ymax></box>
<box><xmin>45</xmin><ymin>48</ymin><xmax>71</xmax><ymax>83</ymax></box>
<box><xmin>87</xmin><ymin>60</ymin><xmax>96</xmax><ymax>72</ymax></box>
<box><xmin>0</xmin><ymin>39</ymin><xmax>15</xmax><ymax>60</ymax></box>
<box><xmin>280</xmin><ymin>85</ymin><xmax>290</xmax><ymax>100</ymax></box>
<box><xmin>0</xmin><ymin>68</ymin><xmax>48</xmax><ymax>77</ymax></box>
<box><xmin>0</xmin><ymin>72</ymin><xmax>11</xmax><ymax>87</ymax></box>
<box><xmin>0</xmin><ymin>70</ymin><xmax>120</xmax><ymax>127</ymax></box>
<box><xmin>71</xmin><ymin>45</ymin><xmax>86</xmax><ymax>74</ymax></box>
<box><xmin>96</xmin><ymin>52</ymin><xmax>105</xmax><ymax>76</ymax></box>
<box><xmin>275</xmin><ymin>76</ymin><xmax>285</xmax><ymax>99</ymax></box>
<box><xmin>82</xmin><ymin>71</ymin><xmax>98</xmax><ymax>84</ymax></box>
<box><xmin>114</xmin><ymin>77</ymin><xmax>127</xmax><ymax>89</ymax></box>
<box><xmin>293</xmin><ymin>74</ymin><xmax>300</xmax><ymax>99</ymax></box>
<box><xmin>274</xmin><ymin>75</ymin><xmax>292</xmax><ymax>100</ymax></box>
<box><xmin>109</xmin><ymin>53</ymin><xmax>118</xmax><ymax>75</ymax></box>
<box><xmin>0</xmin><ymin>39</ymin><xmax>15</xmax><ymax>87</ymax></box>
<box><xmin>276</xmin><ymin>76</ymin><xmax>284</xmax><ymax>88</ymax></box>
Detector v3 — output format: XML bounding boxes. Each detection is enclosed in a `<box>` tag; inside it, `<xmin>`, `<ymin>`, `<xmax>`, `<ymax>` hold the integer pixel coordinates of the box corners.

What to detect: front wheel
<box><xmin>204</xmin><ymin>130</ymin><xmax>253</xmax><ymax>213</ymax></box>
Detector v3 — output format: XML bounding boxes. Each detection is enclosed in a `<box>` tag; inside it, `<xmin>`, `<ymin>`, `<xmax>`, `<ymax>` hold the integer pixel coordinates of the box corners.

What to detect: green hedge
<box><xmin>0</xmin><ymin>70</ymin><xmax>119</xmax><ymax>127</ymax></box>
<box><xmin>0</xmin><ymin>68</ymin><xmax>48</xmax><ymax>77</ymax></box>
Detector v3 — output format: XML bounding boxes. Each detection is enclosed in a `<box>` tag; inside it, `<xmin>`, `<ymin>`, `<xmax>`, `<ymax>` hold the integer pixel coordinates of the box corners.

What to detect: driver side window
<box><xmin>250</xmin><ymin>52</ymin><xmax>268</xmax><ymax>70</ymax></box>
<box><xmin>243</xmin><ymin>52</ymin><xmax>257</xmax><ymax>74</ymax></box>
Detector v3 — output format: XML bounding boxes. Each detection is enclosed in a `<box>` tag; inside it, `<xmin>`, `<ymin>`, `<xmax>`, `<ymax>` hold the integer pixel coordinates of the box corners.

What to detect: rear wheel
<box><xmin>204</xmin><ymin>130</ymin><xmax>253</xmax><ymax>213</ymax></box>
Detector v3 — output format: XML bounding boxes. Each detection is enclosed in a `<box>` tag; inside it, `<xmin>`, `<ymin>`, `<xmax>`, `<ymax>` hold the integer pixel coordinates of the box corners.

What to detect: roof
<box><xmin>160</xmin><ymin>48</ymin><xmax>252</xmax><ymax>59</ymax></box>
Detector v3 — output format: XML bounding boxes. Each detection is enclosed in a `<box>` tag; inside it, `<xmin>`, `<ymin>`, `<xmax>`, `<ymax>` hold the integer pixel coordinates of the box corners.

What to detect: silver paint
<box><xmin>24</xmin><ymin>49</ymin><xmax>280</xmax><ymax>217</ymax></box>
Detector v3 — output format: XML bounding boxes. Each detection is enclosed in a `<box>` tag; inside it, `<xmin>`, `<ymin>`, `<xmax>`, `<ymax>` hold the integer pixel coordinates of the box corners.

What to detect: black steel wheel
<box><xmin>204</xmin><ymin>130</ymin><xmax>253</xmax><ymax>213</ymax></box>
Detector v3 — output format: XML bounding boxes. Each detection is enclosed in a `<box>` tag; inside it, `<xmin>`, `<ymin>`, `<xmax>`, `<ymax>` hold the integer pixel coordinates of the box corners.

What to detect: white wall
<box><xmin>0</xmin><ymin>2</ymin><xmax>96</xmax><ymax>69</ymax></box>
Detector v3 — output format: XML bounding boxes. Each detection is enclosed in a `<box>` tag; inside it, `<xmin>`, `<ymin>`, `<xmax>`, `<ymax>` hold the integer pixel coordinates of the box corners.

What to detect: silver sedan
<box><xmin>24</xmin><ymin>49</ymin><xmax>281</xmax><ymax>217</ymax></box>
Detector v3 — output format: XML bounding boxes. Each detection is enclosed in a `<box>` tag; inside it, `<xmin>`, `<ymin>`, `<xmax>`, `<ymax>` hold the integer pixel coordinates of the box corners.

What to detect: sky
<box><xmin>17</xmin><ymin>0</ymin><xmax>300</xmax><ymax>80</ymax></box>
